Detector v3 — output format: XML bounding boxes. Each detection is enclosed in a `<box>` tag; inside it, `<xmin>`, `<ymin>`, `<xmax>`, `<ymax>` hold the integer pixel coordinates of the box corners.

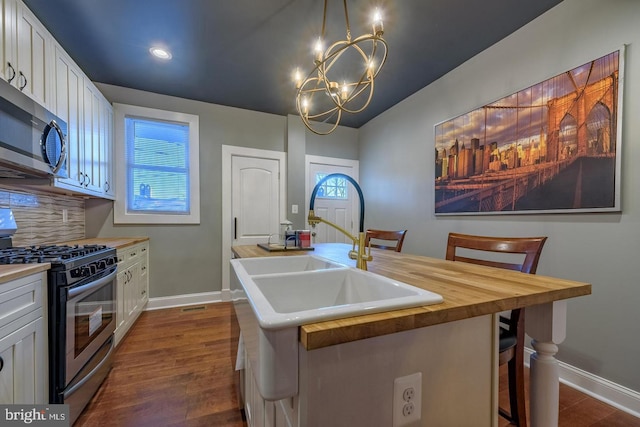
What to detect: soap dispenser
<box><xmin>279</xmin><ymin>220</ymin><xmax>293</xmax><ymax>246</ymax></box>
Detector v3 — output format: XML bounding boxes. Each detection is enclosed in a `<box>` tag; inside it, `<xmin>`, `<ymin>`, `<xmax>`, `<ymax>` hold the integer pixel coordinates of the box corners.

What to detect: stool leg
<box><xmin>507</xmin><ymin>350</ymin><xmax>527</xmax><ymax>426</ymax></box>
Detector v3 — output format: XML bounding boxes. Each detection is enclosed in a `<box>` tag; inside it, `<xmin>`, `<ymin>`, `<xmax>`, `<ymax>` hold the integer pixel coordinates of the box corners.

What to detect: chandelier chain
<box><xmin>321</xmin><ymin>0</ymin><xmax>327</xmax><ymax>39</ymax></box>
<box><xmin>342</xmin><ymin>0</ymin><xmax>351</xmax><ymax>41</ymax></box>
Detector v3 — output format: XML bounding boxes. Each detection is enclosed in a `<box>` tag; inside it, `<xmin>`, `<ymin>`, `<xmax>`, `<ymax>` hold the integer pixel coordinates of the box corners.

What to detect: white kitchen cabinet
<box><xmin>101</xmin><ymin>99</ymin><xmax>115</xmax><ymax>197</ymax></box>
<box><xmin>0</xmin><ymin>272</ymin><xmax>47</xmax><ymax>404</ymax></box>
<box><xmin>80</xmin><ymin>79</ymin><xmax>115</xmax><ymax>199</ymax></box>
<box><xmin>138</xmin><ymin>243</ymin><xmax>148</xmax><ymax>306</ymax></box>
<box><xmin>81</xmin><ymin>79</ymin><xmax>103</xmax><ymax>194</ymax></box>
<box><xmin>123</xmin><ymin>262</ymin><xmax>139</xmax><ymax>322</ymax></box>
<box><xmin>2</xmin><ymin>0</ymin><xmax>115</xmax><ymax>199</ymax></box>
<box><xmin>1</xmin><ymin>0</ymin><xmax>52</xmax><ymax>107</ymax></box>
<box><xmin>53</xmin><ymin>43</ymin><xmax>85</xmax><ymax>191</ymax></box>
<box><xmin>1</xmin><ymin>0</ymin><xmax>18</xmax><ymax>83</ymax></box>
<box><xmin>52</xmin><ymin>57</ymin><xmax>115</xmax><ymax>199</ymax></box>
<box><xmin>242</xmin><ymin>351</ymin><xmax>296</xmax><ymax>427</ymax></box>
<box><xmin>114</xmin><ymin>241</ymin><xmax>149</xmax><ymax>346</ymax></box>
<box><xmin>236</xmin><ymin>312</ymin><xmax>494</xmax><ymax>427</ymax></box>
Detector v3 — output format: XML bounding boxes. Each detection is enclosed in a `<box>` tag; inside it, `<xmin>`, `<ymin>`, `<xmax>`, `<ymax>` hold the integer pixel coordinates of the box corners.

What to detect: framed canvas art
<box><xmin>434</xmin><ymin>48</ymin><xmax>623</xmax><ymax>215</ymax></box>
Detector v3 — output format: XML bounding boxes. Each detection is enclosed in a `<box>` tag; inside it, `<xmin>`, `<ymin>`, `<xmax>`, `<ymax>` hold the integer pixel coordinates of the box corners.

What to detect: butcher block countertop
<box><xmin>232</xmin><ymin>243</ymin><xmax>592</xmax><ymax>350</ymax></box>
<box><xmin>61</xmin><ymin>237</ymin><xmax>149</xmax><ymax>250</ymax></box>
<box><xmin>0</xmin><ymin>264</ymin><xmax>49</xmax><ymax>284</ymax></box>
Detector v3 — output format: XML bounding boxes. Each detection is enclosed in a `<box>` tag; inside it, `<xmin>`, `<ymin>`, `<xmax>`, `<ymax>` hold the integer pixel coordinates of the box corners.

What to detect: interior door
<box><xmin>232</xmin><ymin>155</ymin><xmax>281</xmax><ymax>246</ymax></box>
<box><xmin>307</xmin><ymin>159</ymin><xmax>359</xmax><ymax>244</ymax></box>
<box><xmin>222</xmin><ymin>146</ymin><xmax>285</xmax><ymax>300</ymax></box>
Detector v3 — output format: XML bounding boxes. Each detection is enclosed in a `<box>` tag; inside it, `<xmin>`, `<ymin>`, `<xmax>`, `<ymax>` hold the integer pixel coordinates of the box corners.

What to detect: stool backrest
<box><xmin>445</xmin><ymin>232</ymin><xmax>547</xmax><ymax>274</ymax></box>
<box><xmin>365</xmin><ymin>229</ymin><xmax>407</xmax><ymax>252</ymax></box>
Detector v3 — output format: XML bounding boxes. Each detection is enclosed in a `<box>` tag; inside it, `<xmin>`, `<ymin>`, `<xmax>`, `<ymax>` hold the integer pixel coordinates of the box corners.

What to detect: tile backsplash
<box><xmin>0</xmin><ymin>185</ymin><xmax>85</xmax><ymax>246</ymax></box>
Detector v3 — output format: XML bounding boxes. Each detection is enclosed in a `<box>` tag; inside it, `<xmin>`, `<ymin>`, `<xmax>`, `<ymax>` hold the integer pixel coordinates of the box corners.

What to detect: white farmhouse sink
<box><xmin>246</xmin><ymin>267</ymin><xmax>443</xmax><ymax>328</ymax></box>
<box><xmin>233</xmin><ymin>254</ymin><xmax>346</xmax><ymax>276</ymax></box>
<box><xmin>230</xmin><ymin>255</ymin><xmax>443</xmax><ymax>400</ymax></box>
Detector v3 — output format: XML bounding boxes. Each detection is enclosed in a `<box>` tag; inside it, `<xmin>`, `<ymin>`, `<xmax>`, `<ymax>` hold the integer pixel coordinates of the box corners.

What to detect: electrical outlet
<box><xmin>403</xmin><ymin>387</ymin><xmax>415</xmax><ymax>402</ymax></box>
<box><xmin>291</xmin><ymin>204</ymin><xmax>298</xmax><ymax>214</ymax></box>
<box><xmin>393</xmin><ymin>372</ymin><xmax>422</xmax><ymax>427</ymax></box>
<box><xmin>62</xmin><ymin>209</ymin><xmax>68</xmax><ymax>223</ymax></box>
<box><xmin>402</xmin><ymin>401</ymin><xmax>415</xmax><ymax>417</ymax></box>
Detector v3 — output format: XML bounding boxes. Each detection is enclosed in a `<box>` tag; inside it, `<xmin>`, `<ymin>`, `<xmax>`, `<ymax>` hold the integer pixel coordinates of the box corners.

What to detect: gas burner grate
<box><xmin>0</xmin><ymin>244</ymin><xmax>111</xmax><ymax>265</ymax></box>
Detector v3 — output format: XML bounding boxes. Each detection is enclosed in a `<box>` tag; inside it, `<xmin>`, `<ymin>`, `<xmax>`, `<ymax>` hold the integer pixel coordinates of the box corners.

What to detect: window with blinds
<box><xmin>125</xmin><ymin>118</ymin><xmax>190</xmax><ymax>214</ymax></box>
<box><xmin>113</xmin><ymin>103</ymin><xmax>200</xmax><ymax>224</ymax></box>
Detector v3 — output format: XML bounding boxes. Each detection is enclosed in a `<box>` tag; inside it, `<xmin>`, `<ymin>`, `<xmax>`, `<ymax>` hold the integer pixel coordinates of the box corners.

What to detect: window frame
<box><xmin>113</xmin><ymin>103</ymin><xmax>200</xmax><ymax>224</ymax></box>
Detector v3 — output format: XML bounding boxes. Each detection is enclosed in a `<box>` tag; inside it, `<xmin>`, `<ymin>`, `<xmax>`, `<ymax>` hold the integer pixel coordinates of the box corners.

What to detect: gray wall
<box><xmin>86</xmin><ymin>84</ymin><xmax>358</xmax><ymax>298</ymax></box>
<box><xmin>85</xmin><ymin>0</ymin><xmax>638</xmax><ymax>397</ymax></box>
<box><xmin>358</xmin><ymin>0</ymin><xmax>640</xmax><ymax>393</ymax></box>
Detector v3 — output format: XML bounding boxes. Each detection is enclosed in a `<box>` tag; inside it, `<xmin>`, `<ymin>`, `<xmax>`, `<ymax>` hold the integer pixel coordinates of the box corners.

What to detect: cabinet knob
<box><xmin>0</xmin><ymin>356</ymin><xmax>3</xmax><ymax>372</ymax></box>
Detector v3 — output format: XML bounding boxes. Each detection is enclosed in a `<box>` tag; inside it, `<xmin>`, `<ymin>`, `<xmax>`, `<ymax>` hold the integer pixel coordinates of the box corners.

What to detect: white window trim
<box><xmin>113</xmin><ymin>103</ymin><xmax>200</xmax><ymax>224</ymax></box>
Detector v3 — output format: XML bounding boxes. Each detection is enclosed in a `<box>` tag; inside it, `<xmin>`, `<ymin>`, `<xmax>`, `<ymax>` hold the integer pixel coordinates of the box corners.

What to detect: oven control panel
<box><xmin>69</xmin><ymin>255</ymin><xmax>118</xmax><ymax>280</ymax></box>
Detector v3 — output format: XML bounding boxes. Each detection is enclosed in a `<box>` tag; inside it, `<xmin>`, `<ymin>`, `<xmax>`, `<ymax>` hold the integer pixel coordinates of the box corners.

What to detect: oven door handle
<box><xmin>68</xmin><ymin>268</ymin><xmax>117</xmax><ymax>299</ymax></box>
<box><xmin>63</xmin><ymin>338</ymin><xmax>115</xmax><ymax>399</ymax></box>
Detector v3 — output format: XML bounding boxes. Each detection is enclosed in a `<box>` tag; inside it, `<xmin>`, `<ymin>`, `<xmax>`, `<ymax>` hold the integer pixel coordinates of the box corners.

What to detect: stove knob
<box><xmin>97</xmin><ymin>260</ymin><xmax>107</xmax><ymax>269</ymax></box>
<box><xmin>80</xmin><ymin>266</ymin><xmax>91</xmax><ymax>277</ymax></box>
<box><xmin>89</xmin><ymin>264</ymin><xmax>98</xmax><ymax>275</ymax></box>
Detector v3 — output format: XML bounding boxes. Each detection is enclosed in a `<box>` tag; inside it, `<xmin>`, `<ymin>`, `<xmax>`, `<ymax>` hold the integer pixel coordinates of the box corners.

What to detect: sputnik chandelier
<box><xmin>293</xmin><ymin>0</ymin><xmax>388</xmax><ymax>135</ymax></box>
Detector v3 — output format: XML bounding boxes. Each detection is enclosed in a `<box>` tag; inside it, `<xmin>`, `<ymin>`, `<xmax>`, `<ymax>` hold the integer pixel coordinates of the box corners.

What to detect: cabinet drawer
<box><xmin>116</xmin><ymin>242</ymin><xmax>148</xmax><ymax>264</ymax></box>
<box><xmin>118</xmin><ymin>246</ymin><xmax>139</xmax><ymax>263</ymax></box>
<box><xmin>0</xmin><ymin>274</ymin><xmax>44</xmax><ymax>330</ymax></box>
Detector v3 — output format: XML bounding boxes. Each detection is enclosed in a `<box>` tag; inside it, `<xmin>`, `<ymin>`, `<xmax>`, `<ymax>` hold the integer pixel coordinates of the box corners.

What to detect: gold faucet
<box><xmin>308</xmin><ymin>210</ymin><xmax>372</xmax><ymax>270</ymax></box>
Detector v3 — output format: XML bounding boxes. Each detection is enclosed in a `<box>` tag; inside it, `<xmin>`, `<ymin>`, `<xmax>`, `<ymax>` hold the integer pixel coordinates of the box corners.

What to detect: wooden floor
<box><xmin>76</xmin><ymin>303</ymin><xmax>639</xmax><ymax>427</ymax></box>
<box><xmin>75</xmin><ymin>303</ymin><xmax>246</xmax><ymax>427</ymax></box>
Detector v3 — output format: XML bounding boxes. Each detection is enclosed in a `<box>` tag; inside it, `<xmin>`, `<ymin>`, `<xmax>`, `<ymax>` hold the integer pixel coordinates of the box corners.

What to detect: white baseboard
<box><xmin>525</xmin><ymin>348</ymin><xmax>640</xmax><ymax>418</ymax></box>
<box><xmin>146</xmin><ymin>291</ymin><xmax>223</xmax><ymax>310</ymax></box>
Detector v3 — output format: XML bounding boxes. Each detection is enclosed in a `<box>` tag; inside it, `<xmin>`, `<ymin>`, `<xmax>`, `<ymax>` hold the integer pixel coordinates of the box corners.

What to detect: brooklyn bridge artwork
<box><xmin>434</xmin><ymin>50</ymin><xmax>622</xmax><ymax>215</ymax></box>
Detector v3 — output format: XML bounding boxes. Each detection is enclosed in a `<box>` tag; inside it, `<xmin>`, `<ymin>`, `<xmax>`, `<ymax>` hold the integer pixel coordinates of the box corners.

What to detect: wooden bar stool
<box><xmin>364</xmin><ymin>229</ymin><xmax>407</xmax><ymax>252</ymax></box>
<box><xmin>445</xmin><ymin>232</ymin><xmax>548</xmax><ymax>427</ymax></box>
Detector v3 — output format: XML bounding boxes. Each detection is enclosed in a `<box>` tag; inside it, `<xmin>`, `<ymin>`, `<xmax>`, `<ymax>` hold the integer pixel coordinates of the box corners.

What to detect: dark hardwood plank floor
<box><xmin>76</xmin><ymin>303</ymin><xmax>638</xmax><ymax>427</ymax></box>
<box><xmin>75</xmin><ymin>303</ymin><xmax>246</xmax><ymax>427</ymax></box>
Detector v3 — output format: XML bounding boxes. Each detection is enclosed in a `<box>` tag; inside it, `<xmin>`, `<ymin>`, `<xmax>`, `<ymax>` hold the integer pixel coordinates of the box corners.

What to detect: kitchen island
<box><xmin>231</xmin><ymin>243</ymin><xmax>591</xmax><ymax>427</ymax></box>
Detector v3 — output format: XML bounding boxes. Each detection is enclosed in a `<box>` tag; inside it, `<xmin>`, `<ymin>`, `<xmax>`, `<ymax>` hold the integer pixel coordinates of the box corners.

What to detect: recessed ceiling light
<box><xmin>149</xmin><ymin>47</ymin><xmax>172</xmax><ymax>60</ymax></box>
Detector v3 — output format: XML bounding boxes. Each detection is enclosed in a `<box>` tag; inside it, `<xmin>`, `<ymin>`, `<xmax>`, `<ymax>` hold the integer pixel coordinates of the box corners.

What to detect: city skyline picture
<box><xmin>434</xmin><ymin>49</ymin><xmax>622</xmax><ymax>215</ymax></box>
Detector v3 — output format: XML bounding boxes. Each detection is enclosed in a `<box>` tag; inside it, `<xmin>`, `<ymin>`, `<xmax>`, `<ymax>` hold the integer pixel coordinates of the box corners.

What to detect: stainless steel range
<box><xmin>0</xmin><ymin>242</ymin><xmax>117</xmax><ymax>424</ymax></box>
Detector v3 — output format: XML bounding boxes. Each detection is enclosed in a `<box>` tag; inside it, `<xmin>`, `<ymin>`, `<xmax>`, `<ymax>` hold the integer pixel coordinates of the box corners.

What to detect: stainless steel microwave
<box><xmin>0</xmin><ymin>77</ymin><xmax>67</xmax><ymax>178</ymax></box>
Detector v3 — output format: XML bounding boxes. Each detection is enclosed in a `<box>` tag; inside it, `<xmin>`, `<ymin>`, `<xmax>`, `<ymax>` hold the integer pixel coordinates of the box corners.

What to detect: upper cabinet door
<box><xmin>54</xmin><ymin>44</ymin><xmax>85</xmax><ymax>189</ymax></box>
<box><xmin>101</xmin><ymin>98</ymin><xmax>115</xmax><ymax>198</ymax></box>
<box><xmin>1</xmin><ymin>0</ymin><xmax>53</xmax><ymax>107</ymax></box>
<box><xmin>1</xmin><ymin>0</ymin><xmax>19</xmax><ymax>84</ymax></box>
<box><xmin>16</xmin><ymin>2</ymin><xmax>52</xmax><ymax>107</ymax></box>
<box><xmin>0</xmin><ymin>0</ymin><xmax>18</xmax><ymax>85</ymax></box>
